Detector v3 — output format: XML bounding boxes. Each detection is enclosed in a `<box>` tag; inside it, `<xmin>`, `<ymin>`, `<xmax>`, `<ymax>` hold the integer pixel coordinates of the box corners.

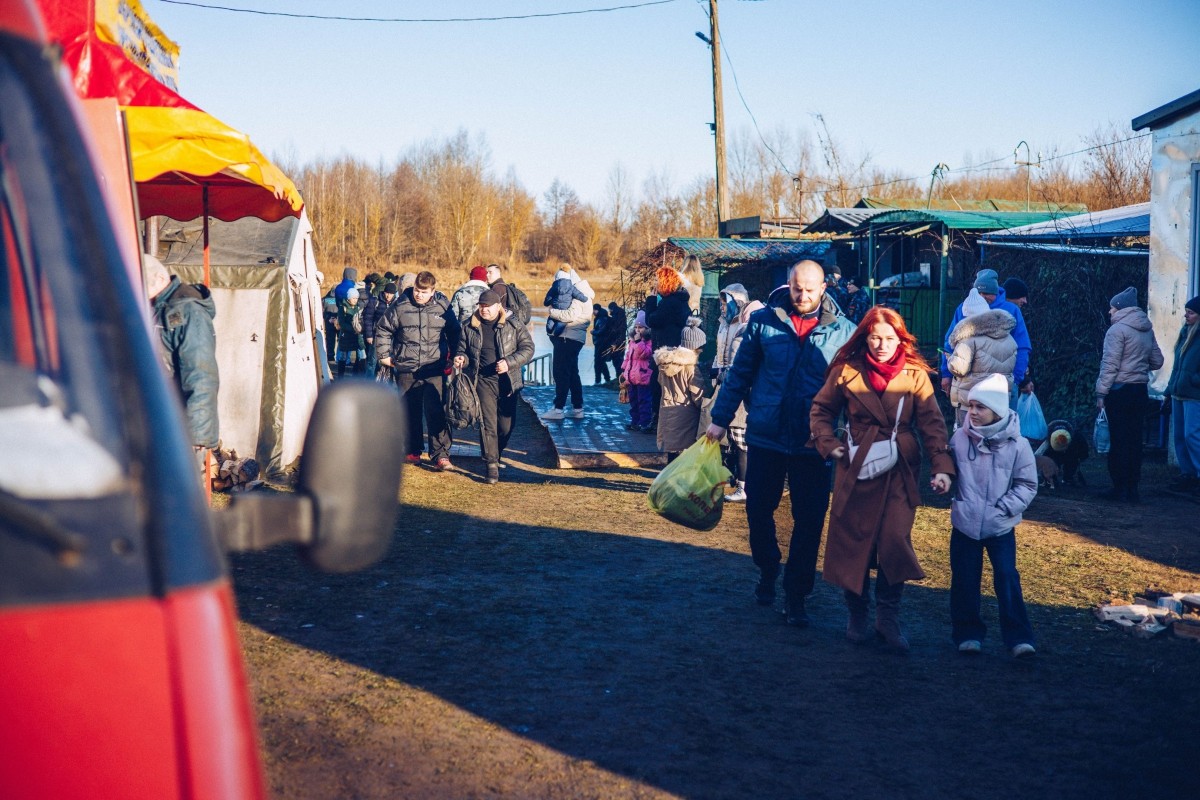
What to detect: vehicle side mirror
<box><xmin>215</xmin><ymin>380</ymin><xmax>405</xmax><ymax>572</ymax></box>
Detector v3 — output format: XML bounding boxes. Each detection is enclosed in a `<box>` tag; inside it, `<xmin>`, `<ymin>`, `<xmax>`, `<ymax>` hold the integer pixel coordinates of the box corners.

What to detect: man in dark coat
<box><xmin>705</xmin><ymin>260</ymin><xmax>855</xmax><ymax>626</ymax></box>
<box><xmin>606</xmin><ymin>302</ymin><xmax>628</xmax><ymax>374</ymax></box>
<box><xmin>453</xmin><ymin>289</ymin><xmax>535</xmax><ymax>484</ymax></box>
<box><xmin>376</xmin><ymin>271</ymin><xmax>460</xmax><ymax>470</ymax></box>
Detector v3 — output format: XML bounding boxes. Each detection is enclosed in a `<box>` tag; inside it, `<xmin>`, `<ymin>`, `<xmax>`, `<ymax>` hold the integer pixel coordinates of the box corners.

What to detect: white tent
<box><xmin>159</xmin><ymin>211</ymin><xmax>329</xmax><ymax>478</ymax></box>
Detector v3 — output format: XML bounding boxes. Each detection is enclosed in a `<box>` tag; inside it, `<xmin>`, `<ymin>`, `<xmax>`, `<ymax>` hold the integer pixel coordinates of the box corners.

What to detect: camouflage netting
<box><xmin>984</xmin><ymin>249</ymin><xmax>1150</xmax><ymax>430</ymax></box>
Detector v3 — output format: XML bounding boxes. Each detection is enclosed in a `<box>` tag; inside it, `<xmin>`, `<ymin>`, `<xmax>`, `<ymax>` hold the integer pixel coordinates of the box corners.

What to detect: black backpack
<box><xmin>505</xmin><ymin>283</ymin><xmax>532</xmax><ymax>327</ymax></box>
<box><xmin>444</xmin><ymin>367</ymin><xmax>481</xmax><ymax>430</ymax></box>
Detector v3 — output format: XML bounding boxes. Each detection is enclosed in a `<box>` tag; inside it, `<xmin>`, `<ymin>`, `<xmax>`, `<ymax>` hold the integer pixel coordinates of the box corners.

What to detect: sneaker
<box><xmin>541</xmin><ymin>408</ymin><xmax>565</xmax><ymax>421</ymax></box>
<box><xmin>958</xmin><ymin>639</ymin><xmax>982</xmax><ymax>655</ymax></box>
<box><xmin>486</xmin><ymin>464</ymin><xmax>499</xmax><ymax>485</ymax></box>
<box><xmin>725</xmin><ymin>485</ymin><xmax>746</xmax><ymax>502</ymax></box>
<box><xmin>1011</xmin><ymin>643</ymin><xmax>1036</xmax><ymax>658</ymax></box>
<box><xmin>433</xmin><ymin>457</ymin><xmax>452</xmax><ymax>472</ymax></box>
<box><xmin>569</xmin><ymin>407</ymin><xmax>584</xmax><ymax>419</ymax></box>
<box><xmin>784</xmin><ymin>596</ymin><xmax>809</xmax><ymax>628</ymax></box>
<box><xmin>405</xmin><ymin>454</ymin><xmax>422</xmax><ymax>465</ymax></box>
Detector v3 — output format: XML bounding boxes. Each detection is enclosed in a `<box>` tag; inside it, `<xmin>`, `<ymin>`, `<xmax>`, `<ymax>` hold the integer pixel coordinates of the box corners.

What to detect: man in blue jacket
<box><xmin>706</xmin><ymin>260</ymin><xmax>855</xmax><ymax>627</ymax></box>
<box><xmin>939</xmin><ymin>269</ymin><xmax>1031</xmax><ymax>404</ymax></box>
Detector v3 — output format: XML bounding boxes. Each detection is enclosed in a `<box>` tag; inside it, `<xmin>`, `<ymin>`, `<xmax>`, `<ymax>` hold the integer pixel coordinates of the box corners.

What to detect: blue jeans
<box><xmin>745</xmin><ymin>446</ymin><xmax>831</xmax><ymax>602</ymax></box>
<box><xmin>1173</xmin><ymin>398</ymin><xmax>1200</xmax><ymax>478</ymax></box>
<box><xmin>950</xmin><ymin>529</ymin><xmax>1034</xmax><ymax>649</ymax></box>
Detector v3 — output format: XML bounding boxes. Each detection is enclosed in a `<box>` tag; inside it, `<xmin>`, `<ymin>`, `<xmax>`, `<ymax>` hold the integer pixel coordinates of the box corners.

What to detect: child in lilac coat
<box><xmin>949</xmin><ymin>373</ymin><xmax>1039</xmax><ymax>658</ymax></box>
<box><xmin>621</xmin><ymin>311</ymin><xmax>654</xmax><ymax>431</ymax></box>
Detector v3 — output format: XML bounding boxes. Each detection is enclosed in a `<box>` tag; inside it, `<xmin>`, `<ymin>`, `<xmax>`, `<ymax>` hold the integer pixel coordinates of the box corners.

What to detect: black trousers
<box><xmin>1106</xmin><ymin>382</ymin><xmax>1147</xmax><ymax>491</ymax></box>
<box><xmin>551</xmin><ymin>337</ymin><xmax>584</xmax><ymax>410</ymax></box>
<box><xmin>744</xmin><ymin>446</ymin><xmax>832</xmax><ymax>602</ymax></box>
<box><xmin>477</xmin><ymin>374</ymin><xmax>519</xmax><ymax>466</ymax></box>
<box><xmin>396</xmin><ymin>371</ymin><xmax>451</xmax><ymax>461</ymax></box>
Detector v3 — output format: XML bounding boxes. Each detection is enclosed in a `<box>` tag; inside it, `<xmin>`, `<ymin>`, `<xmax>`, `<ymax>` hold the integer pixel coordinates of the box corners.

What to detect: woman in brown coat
<box><xmin>810</xmin><ymin>306</ymin><xmax>954</xmax><ymax>651</ymax></box>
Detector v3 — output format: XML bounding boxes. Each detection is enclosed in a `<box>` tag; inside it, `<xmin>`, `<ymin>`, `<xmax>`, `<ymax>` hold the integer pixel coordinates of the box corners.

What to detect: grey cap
<box><xmin>973</xmin><ymin>268</ymin><xmax>1000</xmax><ymax>295</ymax></box>
<box><xmin>1110</xmin><ymin>286</ymin><xmax>1138</xmax><ymax>310</ymax></box>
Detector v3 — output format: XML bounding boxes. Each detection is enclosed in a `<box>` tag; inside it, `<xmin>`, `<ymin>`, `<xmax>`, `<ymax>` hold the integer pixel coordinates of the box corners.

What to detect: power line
<box><xmin>154</xmin><ymin>0</ymin><xmax>681</xmax><ymax>23</ymax></box>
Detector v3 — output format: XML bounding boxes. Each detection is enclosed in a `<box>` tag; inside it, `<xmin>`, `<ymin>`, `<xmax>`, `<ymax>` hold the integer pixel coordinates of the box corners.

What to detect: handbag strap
<box><xmin>849</xmin><ymin>394</ymin><xmax>905</xmax><ymax>446</ymax></box>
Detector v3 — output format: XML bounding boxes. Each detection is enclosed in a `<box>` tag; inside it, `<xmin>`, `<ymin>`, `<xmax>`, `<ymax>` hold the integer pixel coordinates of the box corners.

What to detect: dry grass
<box><xmin>230</xmin><ymin>404</ymin><xmax>1199</xmax><ymax>799</ymax></box>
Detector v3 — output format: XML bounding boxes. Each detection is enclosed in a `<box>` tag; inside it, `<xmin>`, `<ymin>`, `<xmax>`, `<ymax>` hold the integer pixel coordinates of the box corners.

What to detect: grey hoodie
<box><xmin>950</xmin><ymin>410</ymin><xmax>1037</xmax><ymax>540</ymax></box>
<box><xmin>1096</xmin><ymin>306</ymin><xmax>1164</xmax><ymax>397</ymax></box>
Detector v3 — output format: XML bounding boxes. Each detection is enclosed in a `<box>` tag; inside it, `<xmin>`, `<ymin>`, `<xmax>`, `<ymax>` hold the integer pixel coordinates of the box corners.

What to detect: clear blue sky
<box><xmin>146</xmin><ymin>0</ymin><xmax>1200</xmax><ymax>208</ymax></box>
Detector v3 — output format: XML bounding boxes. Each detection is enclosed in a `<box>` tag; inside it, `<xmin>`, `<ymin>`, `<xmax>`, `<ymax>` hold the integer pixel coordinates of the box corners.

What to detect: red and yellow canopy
<box><xmin>38</xmin><ymin>0</ymin><xmax>302</xmax><ymax>221</ymax></box>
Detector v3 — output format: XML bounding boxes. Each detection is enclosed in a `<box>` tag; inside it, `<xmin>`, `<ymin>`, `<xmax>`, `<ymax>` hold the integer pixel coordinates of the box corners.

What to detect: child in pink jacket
<box><xmin>621</xmin><ymin>311</ymin><xmax>654</xmax><ymax>432</ymax></box>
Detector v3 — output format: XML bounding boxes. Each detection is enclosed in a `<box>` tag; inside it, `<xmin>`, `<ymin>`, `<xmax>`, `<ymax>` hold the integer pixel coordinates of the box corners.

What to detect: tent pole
<box><xmin>203</xmin><ymin>185</ymin><xmax>210</xmax><ymax>286</ymax></box>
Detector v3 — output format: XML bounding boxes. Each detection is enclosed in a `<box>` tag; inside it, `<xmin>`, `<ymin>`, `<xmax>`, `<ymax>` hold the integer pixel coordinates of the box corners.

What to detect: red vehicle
<box><xmin>0</xmin><ymin>3</ymin><xmax>402</xmax><ymax>797</ymax></box>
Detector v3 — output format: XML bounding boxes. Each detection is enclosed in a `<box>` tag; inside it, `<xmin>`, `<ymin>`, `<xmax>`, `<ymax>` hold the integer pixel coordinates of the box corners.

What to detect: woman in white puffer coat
<box><xmin>946</xmin><ymin>288</ymin><xmax>1017</xmax><ymax>427</ymax></box>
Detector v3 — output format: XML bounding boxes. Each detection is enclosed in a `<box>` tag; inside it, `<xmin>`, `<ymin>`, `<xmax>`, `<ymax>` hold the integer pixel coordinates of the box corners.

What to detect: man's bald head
<box><xmin>788</xmin><ymin>260</ymin><xmax>826</xmax><ymax>315</ymax></box>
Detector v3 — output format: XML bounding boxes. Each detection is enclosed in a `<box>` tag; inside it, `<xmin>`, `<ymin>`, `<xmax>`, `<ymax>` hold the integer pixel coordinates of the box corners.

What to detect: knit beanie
<box><xmin>469</xmin><ymin>266</ymin><xmax>488</xmax><ymax>282</ymax></box>
<box><xmin>1185</xmin><ymin>296</ymin><xmax>1200</xmax><ymax>314</ymax></box>
<box><xmin>143</xmin><ymin>253</ymin><xmax>170</xmax><ymax>299</ymax></box>
<box><xmin>962</xmin><ymin>288</ymin><xmax>990</xmax><ymax>317</ymax></box>
<box><xmin>1110</xmin><ymin>286</ymin><xmax>1138</xmax><ymax>310</ymax></box>
<box><xmin>973</xmin><ymin>269</ymin><xmax>1000</xmax><ymax>295</ymax></box>
<box><xmin>1002</xmin><ymin>277</ymin><xmax>1029</xmax><ymax>301</ymax></box>
<box><xmin>968</xmin><ymin>373</ymin><xmax>1010</xmax><ymax>420</ymax></box>
<box><xmin>383</xmin><ymin>282</ymin><xmax>398</xmax><ymax>294</ymax></box>
<box><xmin>634</xmin><ymin>310</ymin><xmax>647</xmax><ymax>328</ymax></box>
<box><xmin>346</xmin><ymin>287</ymin><xmax>360</xmax><ymax>300</ymax></box>
<box><xmin>680</xmin><ymin>318</ymin><xmax>706</xmax><ymax>350</ymax></box>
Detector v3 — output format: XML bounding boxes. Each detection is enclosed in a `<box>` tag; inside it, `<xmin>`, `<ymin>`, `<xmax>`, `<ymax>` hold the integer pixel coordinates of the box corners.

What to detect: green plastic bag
<box><xmin>647</xmin><ymin>437</ymin><xmax>733</xmax><ymax>531</ymax></box>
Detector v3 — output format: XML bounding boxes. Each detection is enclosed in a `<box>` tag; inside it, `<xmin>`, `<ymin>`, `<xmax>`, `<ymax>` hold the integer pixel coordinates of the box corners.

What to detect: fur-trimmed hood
<box><xmin>467</xmin><ymin>307</ymin><xmax>512</xmax><ymax>327</ymax></box>
<box><xmin>653</xmin><ymin>345</ymin><xmax>699</xmax><ymax>376</ymax></box>
<box><xmin>949</xmin><ymin>308</ymin><xmax>1016</xmax><ymax>346</ymax></box>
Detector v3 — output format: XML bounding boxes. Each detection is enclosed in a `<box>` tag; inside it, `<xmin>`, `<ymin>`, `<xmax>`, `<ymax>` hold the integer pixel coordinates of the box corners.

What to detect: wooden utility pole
<box><xmin>708</xmin><ymin>0</ymin><xmax>729</xmax><ymax>235</ymax></box>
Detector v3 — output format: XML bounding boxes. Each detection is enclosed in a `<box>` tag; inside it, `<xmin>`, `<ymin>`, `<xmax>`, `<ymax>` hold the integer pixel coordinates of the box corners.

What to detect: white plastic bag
<box><xmin>1093</xmin><ymin>409</ymin><xmax>1111</xmax><ymax>455</ymax></box>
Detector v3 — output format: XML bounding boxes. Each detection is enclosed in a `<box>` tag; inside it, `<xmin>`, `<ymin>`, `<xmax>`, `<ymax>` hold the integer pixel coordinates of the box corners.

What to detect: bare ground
<box><xmin>230</xmin><ymin>400</ymin><xmax>1200</xmax><ymax>799</ymax></box>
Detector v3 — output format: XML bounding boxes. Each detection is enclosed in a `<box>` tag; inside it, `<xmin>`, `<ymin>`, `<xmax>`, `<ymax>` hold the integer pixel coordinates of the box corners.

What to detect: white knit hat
<box><xmin>962</xmin><ymin>288</ymin><xmax>989</xmax><ymax>317</ymax></box>
<box><xmin>143</xmin><ymin>253</ymin><xmax>170</xmax><ymax>299</ymax></box>
<box><xmin>968</xmin><ymin>373</ymin><xmax>1010</xmax><ymax>419</ymax></box>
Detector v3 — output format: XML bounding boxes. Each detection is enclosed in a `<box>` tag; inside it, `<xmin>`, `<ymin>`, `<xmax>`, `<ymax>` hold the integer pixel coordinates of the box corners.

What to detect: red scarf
<box><xmin>864</xmin><ymin>348</ymin><xmax>906</xmax><ymax>393</ymax></box>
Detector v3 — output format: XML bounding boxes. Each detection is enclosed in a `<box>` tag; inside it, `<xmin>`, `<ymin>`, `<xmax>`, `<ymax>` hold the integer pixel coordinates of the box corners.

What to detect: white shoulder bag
<box><xmin>845</xmin><ymin>396</ymin><xmax>905</xmax><ymax>481</ymax></box>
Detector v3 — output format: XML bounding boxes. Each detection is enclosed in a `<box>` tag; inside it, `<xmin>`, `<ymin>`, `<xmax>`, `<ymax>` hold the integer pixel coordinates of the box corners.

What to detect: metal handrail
<box><xmin>522</xmin><ymin>352</ymin><xmax>553</xmax><ymax>386</ymax></box>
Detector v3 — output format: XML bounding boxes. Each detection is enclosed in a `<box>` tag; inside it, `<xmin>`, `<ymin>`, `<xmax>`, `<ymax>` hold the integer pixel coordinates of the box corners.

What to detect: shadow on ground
<box><xmin>230</xmin><ymin>500</ymin><xmax>1195</xmax><ymax>800</ymax></box>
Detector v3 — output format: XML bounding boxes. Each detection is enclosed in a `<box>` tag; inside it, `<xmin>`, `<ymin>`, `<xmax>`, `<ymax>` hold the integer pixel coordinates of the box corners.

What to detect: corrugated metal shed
<box><xmin>667</xmin><ymin>237</ymin><xmax>831</xmax><ymax>264</ymax></box>
<box><xmin>802</xmin><ymin>208</ymin><xmax>886</xmax><ymax>234</ymax></box>
<box><xmin>857</xmin><ymin>197</ymin><xmax>1087</xmax><ymax>214</ymax></box>
<box><xmin>981</xmin><ymin>202</ymin><xmax>1150</xmax><ymax>241</ymax></box>
<box><xmin>858</xmin><ymin>209</ymin><xmax>1064</xmax><ymax>233</ymax></box>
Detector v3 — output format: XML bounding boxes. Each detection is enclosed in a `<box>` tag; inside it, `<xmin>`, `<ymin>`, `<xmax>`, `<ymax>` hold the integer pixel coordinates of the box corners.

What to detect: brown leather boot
<box><xmin>844</xmin><ymin>589</ymin><xmax>873</xmax><ymax>644</ymax></box>
<box><xmin>874</xmin><ymin>581</ymin><xmax>909</xmax><ymax>653</ymax></box>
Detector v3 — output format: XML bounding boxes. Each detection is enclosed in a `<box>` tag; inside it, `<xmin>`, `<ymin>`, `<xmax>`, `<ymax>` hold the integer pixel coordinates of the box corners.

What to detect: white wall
<box><xmin>1147</xmin><ymin>107</ymin><xmax>1200</xmax><ymax>394</ymax></box>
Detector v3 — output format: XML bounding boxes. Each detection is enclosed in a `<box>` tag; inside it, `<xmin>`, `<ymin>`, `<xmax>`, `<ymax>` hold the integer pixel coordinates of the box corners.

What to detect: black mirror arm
<box><xmin>214</xmin><ymin>493</ymin><xmax>315</xmax><ymax>553</ymax></box>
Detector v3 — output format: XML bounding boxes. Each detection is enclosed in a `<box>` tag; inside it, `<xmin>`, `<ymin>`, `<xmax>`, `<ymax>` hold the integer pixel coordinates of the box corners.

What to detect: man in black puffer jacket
<box><xmin>375</xmin><ymin>271</ymin><xmax>460</xmax><ymax>470</ymax></box>
<box><xmin>453</xmin><ymin>289</ymin><xmax>534</xmax><ymax>484</ymax></box>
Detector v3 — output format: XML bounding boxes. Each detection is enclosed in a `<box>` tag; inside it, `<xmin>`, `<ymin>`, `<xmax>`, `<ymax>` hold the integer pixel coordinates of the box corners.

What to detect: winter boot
<box><xmin>844</xmin><ymin>589</ymin><xmax>873</xmax><ymax>644</ymax></box>
<box><xmin>725</xmin><ymin>481</ymin><xmax>747</xmax><ymax>502</ymax></box>
<box><xmin>754</xmin><ymin>565</ymin><xmax>779</xmax><ymax>607</ymax></box>
<box><xmin>874</xmin><ymin>581</ymin><xmax>909</xmax><ymax>653</ymax></box>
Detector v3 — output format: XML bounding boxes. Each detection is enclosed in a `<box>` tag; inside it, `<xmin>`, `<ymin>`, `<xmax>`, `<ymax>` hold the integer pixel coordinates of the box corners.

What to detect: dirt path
<box><xmin>232</xmin><ymin>401</ymin><xmax>1198</xmax><ymax>799</ymax></box>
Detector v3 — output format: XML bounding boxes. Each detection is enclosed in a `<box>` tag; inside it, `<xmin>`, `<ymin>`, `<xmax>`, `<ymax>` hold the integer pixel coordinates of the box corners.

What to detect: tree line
<box><xmin>284</xmin><ymin>122</ymin><xmax>1149</xmax><ymax>276</ymax></box>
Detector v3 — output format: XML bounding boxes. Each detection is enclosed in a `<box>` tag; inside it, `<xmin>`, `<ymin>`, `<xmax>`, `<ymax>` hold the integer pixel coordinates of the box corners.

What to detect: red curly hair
<box><xmin>656</xmin><ymin>267</ymin><xmax>683</xmax><ymax>295</ymax></box>
<box><xmin>830</xmin><ymin>305</ymin><xmax>932</xmax><ymax>372</ymax></box>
